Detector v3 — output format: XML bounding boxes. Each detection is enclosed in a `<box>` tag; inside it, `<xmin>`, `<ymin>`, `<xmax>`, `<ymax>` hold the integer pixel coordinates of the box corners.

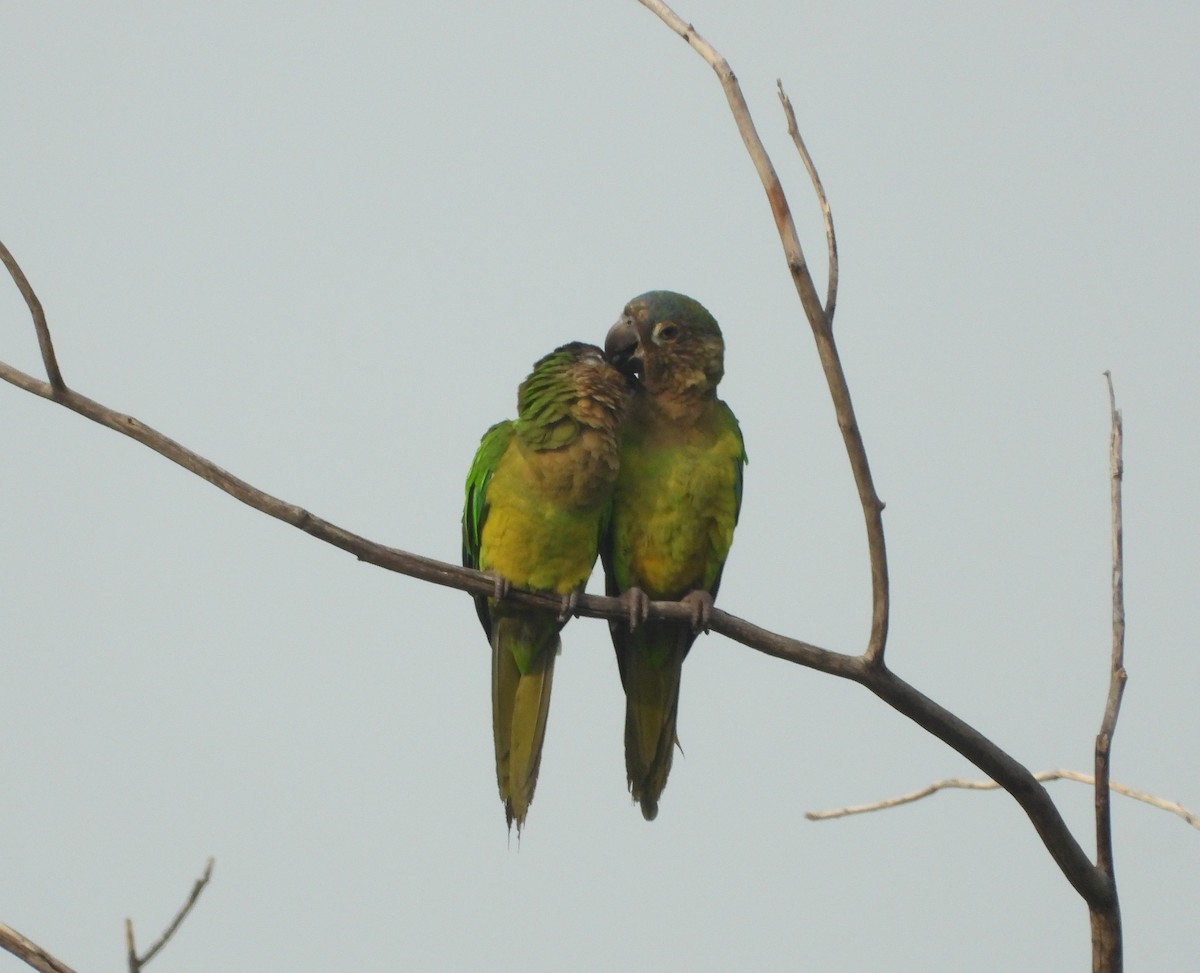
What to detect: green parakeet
<box><xmin>463</xmin><ymin>342</ymin><xmax>628</xmax><ymax>831</ymax></box>
<box><xmin>602</xmin><ymin>291</ymin><xmax>746</xmax><ymax>820</ymax></box>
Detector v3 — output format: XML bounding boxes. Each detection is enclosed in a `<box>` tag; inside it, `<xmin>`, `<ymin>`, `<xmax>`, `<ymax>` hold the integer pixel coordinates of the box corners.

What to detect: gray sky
<box><xmin>4</xmin><ymin>3</ymin><xmax>1198</xmax><ymax>970</ymax></box>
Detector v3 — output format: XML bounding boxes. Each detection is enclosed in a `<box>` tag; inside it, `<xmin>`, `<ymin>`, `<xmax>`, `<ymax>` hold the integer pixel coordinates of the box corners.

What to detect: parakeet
<box><xmin>463</xmin><ymin>342</ymin><xmax>628</xmax><ymax>831</ymax></box>
<box><xmin>602</xmin><ymin>291</ymin><xmax>746</xmax><ymax>821</ymax></box>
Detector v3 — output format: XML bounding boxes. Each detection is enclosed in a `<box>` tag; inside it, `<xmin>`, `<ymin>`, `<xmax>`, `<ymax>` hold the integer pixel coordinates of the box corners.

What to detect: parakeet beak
<box><xmin>605</xmin><ymin>315</ymin><xmax>642</xmax><ymax>377</ymax></box>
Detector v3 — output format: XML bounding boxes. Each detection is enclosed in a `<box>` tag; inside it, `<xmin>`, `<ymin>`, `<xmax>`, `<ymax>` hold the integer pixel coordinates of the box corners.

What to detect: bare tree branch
<box><xmin>776</xmin><ymin>81</ymin><xmax>838</xmax><ymax>324</ymax></box>
<box><xmin>806</xmin><ymin>769</ymin><xmax>1199</xmax><ymax>830</ymax></box>
<box><xmin>1091</xmin><ymin>373</ymin><xmax>1127</xmax><ymax>969</ymax></box>
<box><xmin>0</xmin><ymin>924</ymin><xmax>80</xmax><ymax>973</ymax></box>
<box><xmin>126</xmin><ymin>858</ymin><xmax>215</xmax><ymax>972</ymax></box>
<box><xmin>1096</xmin><ymin>372</ymin><xmax>1128</xmax><ymax>875</ymax></box>
<box><xmin>635</xmin><ymin>0</ymin><xmax>889</xmax><ymax>666</ymax></box>
<box><xmin>0</xmin><ymin>238</ymin><xmax>64</xmax><ymax>391</ymax></box>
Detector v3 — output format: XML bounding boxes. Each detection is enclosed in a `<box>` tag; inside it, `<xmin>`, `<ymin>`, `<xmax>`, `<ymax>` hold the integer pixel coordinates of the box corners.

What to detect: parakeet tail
<box><xmin>621</xmin><ymin>624</ymin><xmax>686</xmax><ymax>821</ymax></box>
<box><xmin>491</xmin><ymin>619</ymin><xmax>559</xmax><ymax>832</ymax></box>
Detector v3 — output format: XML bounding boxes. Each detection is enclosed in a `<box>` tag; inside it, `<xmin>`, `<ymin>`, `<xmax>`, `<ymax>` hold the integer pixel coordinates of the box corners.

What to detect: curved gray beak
<box><xmin>605</xmin><ymin>315</ymin><xmax>641</xmax><ymax>376</ymax></box>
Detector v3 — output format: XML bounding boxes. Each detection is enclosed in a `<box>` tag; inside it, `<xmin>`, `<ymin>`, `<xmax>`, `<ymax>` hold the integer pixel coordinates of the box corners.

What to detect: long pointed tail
<box><xmin>492</xmin><ymin>619</ymin><xmax>558</xmax><ymax>831</ymax></box>
<box><xmin>621</xmin><ymin>625</ymin><xmax>686</xmax><ymax>821</ymax></box>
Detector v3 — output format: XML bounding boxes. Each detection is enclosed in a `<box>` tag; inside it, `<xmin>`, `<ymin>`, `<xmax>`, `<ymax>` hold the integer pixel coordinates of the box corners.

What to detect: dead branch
<box><xmin>634</xmin><ymin>0</ymin><xmax>889</xmax><ymax>667</ymax></box>
<box><xmin>0</xmin><ymin>240</ymin><xmax>63</xmax><ymax>391</ymax></box>
<box><xmin>1091</xmin><ymin>373</ymin><xmax>1127</xmax><ymax>968</ymax></box>
<box><xmin>806</xmin><ymin>769</ymin><xmax>1199</xmax><ymax>830</ymax></box>
<box><xmin>0</xmin><ymin>924</ymin><xmax>80</xmax><ymax>973</ymax></box>
<box><xmin>776</xmin><ymin>81</ymin><xmax>838</xmax><ymax>324</ymax></box>
<box><xmin>125</xmin><ymin>858</ymin><xmax>214</xmax><ymax>973</ymax></box>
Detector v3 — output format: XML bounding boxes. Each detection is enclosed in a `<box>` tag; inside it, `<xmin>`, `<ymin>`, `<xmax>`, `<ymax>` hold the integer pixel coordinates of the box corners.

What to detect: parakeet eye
<box><xmin>656</xmin><ymin>323</ymin><xmax>680</xmax><ymax>342</ymax></box>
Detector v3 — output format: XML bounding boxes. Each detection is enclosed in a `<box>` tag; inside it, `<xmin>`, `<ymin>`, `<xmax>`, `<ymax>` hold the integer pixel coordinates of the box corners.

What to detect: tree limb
<box><xmin>0</xmin><ymin>239</ymin><xmax>64</xmax><ymax>391</ymax></box>
<box><xmin>806</xmin><ymin>769</ymin><xmax>1199</xmax><ymax>830</ymax></box>
<box><xmin>634</xmin><ymin>0</ymin><xmax>889</xmax><ymax>667</ymax></box>
<box><xmin>776</xmin><ymin>81</ymin><xmax>838</xmax><ymax>324</ymax></box>
<box><xmin>0</xmin><ymin>924</ymin><xmax>80</xmax><ymax>973</ymax></box>
<box><xmin>1091</xmin><ymin>373</ymin><xmax>1127</xmax><ymax>969</ymax></box>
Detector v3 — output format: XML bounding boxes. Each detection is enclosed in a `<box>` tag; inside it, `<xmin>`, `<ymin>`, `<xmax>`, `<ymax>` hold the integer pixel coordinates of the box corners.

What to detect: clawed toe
<box><xmin>489</xmin><ymin>573</ymin><xmax>510</xmax><ymax>602</ymax></box>
<box><xmin>681</xmin><ymin>590</ymin><xmax>714</xmax><ymax>633</ymax></box>
<box><xmin>619</xmin><ymin>587</ymin><xmax>651</xmax><ymax>631</ymax></box>
<box><xmin>557</xmin><ymin>588</ymin><xmax>581</xmax><ymax>622</ymax></box>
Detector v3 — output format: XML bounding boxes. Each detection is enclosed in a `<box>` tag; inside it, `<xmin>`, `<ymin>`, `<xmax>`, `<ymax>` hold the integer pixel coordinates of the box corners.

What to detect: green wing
<box><xmin>463</xmin><ymin>419</ymin><xmax>514</xmax><ymax>635</ymax></box>
<box><xmin>708</xmin><ymin>400</ymin><xmax>747</xmax><ymax>602</ymax></box>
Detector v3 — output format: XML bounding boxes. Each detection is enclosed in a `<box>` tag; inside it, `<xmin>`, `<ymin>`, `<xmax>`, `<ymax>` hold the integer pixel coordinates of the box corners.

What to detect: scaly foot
<box><xmin>487</xmin><ymin>572</ymin><xmax>510</xmax><ymax>602</ymax></box>
<box><xmin>619</xmin><ymin>587</ymin><xmax>651</xmax><ymax>631</ymax></box>
<box><xmin>557</xmin><ymin>588</ymin><xmax>581</xmax><ymax>623</ymax></box>
<box><xmin>680</xmin><ymin>590</ymin><xmax>714</xmax><ymax>633</ymax></box>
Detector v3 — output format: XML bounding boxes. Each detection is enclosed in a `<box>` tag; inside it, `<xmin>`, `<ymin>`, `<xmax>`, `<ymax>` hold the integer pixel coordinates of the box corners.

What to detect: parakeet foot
<box><xmin>487</xmin><ymin>572</ymin><xmax>510</xmax><ymax>602</ymax></box>
<box><xmin>681</xmin><ymin>590</ymin><xmax>714</xmax><ymax>633</ymax></box>
<box><xmin>619</xmin><ymin>587</ymin><xmax>651</xmax><ymax>631</ymax></box>
<box><xmin>556</xmin><ymin>588</ymin><xmax>581</xmax><ymax>622</ymax></box>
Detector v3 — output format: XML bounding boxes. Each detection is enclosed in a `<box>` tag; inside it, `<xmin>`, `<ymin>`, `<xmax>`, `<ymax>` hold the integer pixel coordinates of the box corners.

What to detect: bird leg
<box><xmin>487</xmin><ymin>572</ymin><xmax>510</xmax><ymax>602</ymax></box>
<box><xmin>680</xmin><ymin>590</ymin><xmax>714</xmax><ymax>633</ymax></box>
<box><xmin>557</xmin><ymin>587</ymin><xmax>582</xmax><ymax>622</ymax></box>
<box><xmin>618</xmin><ymin>586</ymin><xmax>652</xmax><ymax>631</ymax></box>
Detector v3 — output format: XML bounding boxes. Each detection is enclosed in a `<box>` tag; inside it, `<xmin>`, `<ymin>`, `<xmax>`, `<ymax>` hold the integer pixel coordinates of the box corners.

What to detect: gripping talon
<box><xmin>489</xmin><ymin>573</ymin><xmax>510</xmax><ymax>602</ymax></box>
<box><xmin>619</xmin><ymin>587</ymin><xmax>651</xmax><ymax>631</ymax></box>
<box><xmin>681</xmin><ymin>590</ymin><xmax>714</xmax><ymax>634</ymax></box>
<box><xmin>557</xmin><ymin>588</ymin><xmax>581</xmax><ymax>622</ymax></box>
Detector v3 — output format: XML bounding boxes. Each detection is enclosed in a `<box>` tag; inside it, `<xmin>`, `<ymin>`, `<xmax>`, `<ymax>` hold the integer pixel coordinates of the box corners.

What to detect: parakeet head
<box><xmin>605</xmin><ymin>291</ymin><xmax>725</xmax><ymax>398</ymax></box>
<box><xmin>515</xmin><ymin>341</ymin><xmax>628</xmax><ymax>441</ymax></box>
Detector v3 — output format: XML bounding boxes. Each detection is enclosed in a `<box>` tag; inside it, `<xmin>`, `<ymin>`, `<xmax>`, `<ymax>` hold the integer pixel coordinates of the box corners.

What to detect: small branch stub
<box><xmin>126</xmin><ymin>858</ymin><xmax>215</xmax><ymax>973</ymax></box>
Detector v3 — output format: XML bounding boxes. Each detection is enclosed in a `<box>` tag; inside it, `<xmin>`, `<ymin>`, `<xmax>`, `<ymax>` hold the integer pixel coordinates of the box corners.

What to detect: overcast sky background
<box><xmin>4</xmin><ymin>3</ymin><xmax>1198</xmax><ymax>970</ymax></box>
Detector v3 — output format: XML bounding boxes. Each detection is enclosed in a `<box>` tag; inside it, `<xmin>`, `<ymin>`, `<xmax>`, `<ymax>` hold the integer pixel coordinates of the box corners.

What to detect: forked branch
<box><xmin>634</xmin><ymin>0</ymin><xmax>888</xmax><ymax>666</ymax></box>
<box><xmin>126</xmin><ymin>858</ymin><xmax>215</xmax><ymax>973</ymax></box>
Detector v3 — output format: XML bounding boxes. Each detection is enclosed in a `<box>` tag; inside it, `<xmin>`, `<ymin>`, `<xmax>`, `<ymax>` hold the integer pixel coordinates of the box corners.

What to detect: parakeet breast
<box><xmin>478</xmin><ymin>431</ymin><xmax>617</xmax><ymax>594</ymax></box>
<box><xmin>611</xmin><ymin>396</ymin><xmax>742</xmax><ymax>598</ymax></box>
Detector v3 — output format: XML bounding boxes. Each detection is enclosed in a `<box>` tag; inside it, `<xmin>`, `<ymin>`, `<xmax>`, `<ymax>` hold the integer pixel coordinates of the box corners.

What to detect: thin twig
<box><xmin>1096</xmin><ymin>372</ymin><xmax>1127</xmax><ymax>877</ymax></box>
<box><xmin>636</xmin><ymin>0</ymin><xmax>890</xmax><ymax>667</ymax></box>
<box><xmin>776</xmin><ymin>81</ymin><xmax>838</xmax><ymax>325</ymax></box>
<box><xmin>1090</xmin><ymin>373</ymin><xmax>1126</xmax><ymax>969</ymax></box>
<box><xmin>0</xmin><ymin>238</ymin><xmax>64</xmax><ymax>390</ymax></box>
<box><xmin>127</xmin><ymin>858</ymin><xmax>215</xmax><ymax>971</ymax></box>
<box><xmin>805</xmin><ymin>770</ymin><xmax>1198</xmax><ymax>830</ymax></box>
<box><xmin>0</xmin><ymin>924</ymin><xmax>81</xmax><ymax>973</ymax></box>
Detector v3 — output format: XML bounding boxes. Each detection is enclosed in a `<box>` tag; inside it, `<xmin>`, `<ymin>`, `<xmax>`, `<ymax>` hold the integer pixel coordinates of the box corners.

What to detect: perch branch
<box><xmin>636</xmin><ymin>0</ymin><xmax>888</xmax><ymax>666</ymax></box>
<box><xmin>0</xmin><ymin>924</ymin><xmax>80</xmax><ymax>973</ymax></box>
<box><xmin>805</xmin><ymin>770</ymin><xmax>1199</xmax><ymax>830</ymax></box>
<box><xmin>126</xmin><ymin>858</ymin><xmax>215</xmax><ymax>972</ymax></box>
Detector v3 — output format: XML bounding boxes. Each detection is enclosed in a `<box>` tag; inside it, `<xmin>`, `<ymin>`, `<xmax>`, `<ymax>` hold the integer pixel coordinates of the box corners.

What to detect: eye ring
<box><xmin>656</xmin><ymin>323</ymin><xmax>680</xmax><ymax>342</ymax></box>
